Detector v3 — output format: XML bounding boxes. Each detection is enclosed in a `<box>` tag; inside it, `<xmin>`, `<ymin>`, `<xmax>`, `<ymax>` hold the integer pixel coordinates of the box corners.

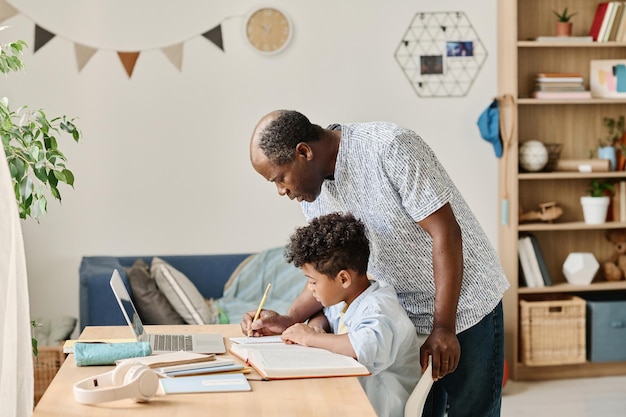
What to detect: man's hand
<box><xmin>240</xmin><ymin>309</ymin><xmax>296</xmax><ymax>336</ymax></box>
<box><xmin>420</xmin><ymin>326</ymin><xmax>461</xmax><ymax>381</ymax></box>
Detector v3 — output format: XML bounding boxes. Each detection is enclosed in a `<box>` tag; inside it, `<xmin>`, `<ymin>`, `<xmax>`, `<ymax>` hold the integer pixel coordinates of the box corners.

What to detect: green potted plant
<box><xmin>581</xmin><ymin>180</ymin><xmax>614</xmax><ymax>224</ymax></box>
<box><xmin>553</xmin><ymin>7</ymin><xmax>577</xmax><ymax>36</ymax></box>
<box><xmin>0</xmin><ymin>28</ymin><xmax>82</xmax><ymax>357</ymax></box>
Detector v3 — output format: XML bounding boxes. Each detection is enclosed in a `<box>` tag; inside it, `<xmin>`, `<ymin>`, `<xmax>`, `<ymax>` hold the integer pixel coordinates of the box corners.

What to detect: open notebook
<box><xmin>229</xmin><ymin>339</ymin><xmax>370</xmax><ymax>380</ymax></box>
<box><xmin>110</xmin><ymin>269</ymin><xmax>226</xmax><ymax>354</ymax></box>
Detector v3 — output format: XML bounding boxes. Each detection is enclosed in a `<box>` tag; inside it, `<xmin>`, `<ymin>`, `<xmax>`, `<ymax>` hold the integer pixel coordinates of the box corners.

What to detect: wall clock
<box><xmin>244</xmin><ymin>6</ymin><xmax>293</xmax><ymax>55</ymax></box>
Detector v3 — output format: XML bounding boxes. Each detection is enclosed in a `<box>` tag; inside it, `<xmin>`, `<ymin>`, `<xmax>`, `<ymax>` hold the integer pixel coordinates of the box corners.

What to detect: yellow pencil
<box><xmin>248</xmin><ymin>283</ymin><xmax>271</xmax><ymax>336</ymax></box>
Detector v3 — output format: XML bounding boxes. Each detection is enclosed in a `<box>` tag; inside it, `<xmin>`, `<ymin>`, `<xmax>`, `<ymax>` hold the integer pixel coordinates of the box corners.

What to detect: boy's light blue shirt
<box><xmin>324</xmin><ymin>280</ymin><xmax>421</xmax><ymax>417</ymax></box>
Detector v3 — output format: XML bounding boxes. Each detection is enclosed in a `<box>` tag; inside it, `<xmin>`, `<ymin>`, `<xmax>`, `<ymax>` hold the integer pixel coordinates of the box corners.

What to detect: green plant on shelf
<box><xmin>588</xmin><ymin>179</ymin><xmax>615</xmax><ymax>198</ymax></box>
<box><xmin>553</xmin><ymin>7</ymin><xmax>577</xmax><ymax>22</ymax></box>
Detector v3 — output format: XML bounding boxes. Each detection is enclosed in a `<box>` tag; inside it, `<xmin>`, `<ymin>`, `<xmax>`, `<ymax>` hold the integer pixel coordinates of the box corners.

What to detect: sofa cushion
<box><xmin>215</xmin><ymin>247</ymin><xmax>307</xmax><ymax>323</ymax></box>
<box><xmin>125</xmin><ymin>259</ymin><xmax>185</xmax><ymax>325</ymax></box>
<box><xmin>151</xmin><ymin>257</ymin><xmax>215</xmax><ymax>325</ymax></box>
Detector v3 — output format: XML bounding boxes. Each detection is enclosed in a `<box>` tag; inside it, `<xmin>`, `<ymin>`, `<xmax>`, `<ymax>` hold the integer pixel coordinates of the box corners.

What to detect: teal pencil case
<box><xmin>73</xmin><ymin>341</ymin><xmax>151</xmax><ymax>366</ymax></box>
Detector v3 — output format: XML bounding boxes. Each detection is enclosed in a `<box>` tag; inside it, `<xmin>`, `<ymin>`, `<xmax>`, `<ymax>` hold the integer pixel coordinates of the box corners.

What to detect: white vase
<box><xmin>580</xmin><ymin>196</ymin><xmax>610</xmax><ymax>224</ymax></box>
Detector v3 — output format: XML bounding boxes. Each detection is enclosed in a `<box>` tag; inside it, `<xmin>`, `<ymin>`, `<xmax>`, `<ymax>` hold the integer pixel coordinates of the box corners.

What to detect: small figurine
<box><xmin>519</xmin><ymin>201</ymin><xmax>563</xmax><ymax>223</ymax></box>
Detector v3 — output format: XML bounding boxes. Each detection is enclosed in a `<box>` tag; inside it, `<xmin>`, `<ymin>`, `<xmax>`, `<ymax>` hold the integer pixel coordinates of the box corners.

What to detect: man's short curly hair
<box><xmin>258</xmin><ymin>110</ymin><xmax>324</xmax><ymax>165</ymax></box>
<box><xmin>284</xmin><ymin>212</ymin><xmax>370</xmax><ymax>278</ymax></box>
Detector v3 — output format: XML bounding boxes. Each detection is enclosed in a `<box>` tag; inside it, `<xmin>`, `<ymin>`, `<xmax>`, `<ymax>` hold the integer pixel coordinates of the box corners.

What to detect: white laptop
<box><xmin>109</xmin><ymin>269</ymin><xmax>226</xmax><ymax>354</ymax></box>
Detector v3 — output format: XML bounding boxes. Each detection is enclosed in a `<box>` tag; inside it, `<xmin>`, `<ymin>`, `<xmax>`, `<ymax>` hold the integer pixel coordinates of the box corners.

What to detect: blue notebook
<box><xmin>159</xmin><ymin>373</ymin><xmax>251</xmax><ymax>394</ymax></box>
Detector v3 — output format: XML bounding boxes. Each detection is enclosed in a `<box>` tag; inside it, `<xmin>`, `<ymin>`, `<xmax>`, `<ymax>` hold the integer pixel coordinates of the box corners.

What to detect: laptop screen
<box><xmin>110</xmin><ymin>269</ymin><xmax>145</xmax><ymax>339</ymax></box>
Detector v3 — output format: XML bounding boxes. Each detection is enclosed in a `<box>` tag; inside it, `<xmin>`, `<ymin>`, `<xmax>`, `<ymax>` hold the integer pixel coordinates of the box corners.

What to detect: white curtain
<box><xmin>0</xmin><ymin>144</ymin><xmax>33</xmax><ymax>417</ymax></box>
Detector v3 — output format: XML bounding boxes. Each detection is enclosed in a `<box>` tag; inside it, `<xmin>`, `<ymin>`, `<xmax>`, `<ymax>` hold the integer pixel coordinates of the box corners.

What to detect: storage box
<box><xmin>585</xmin><ymin>296</ymin><xmax>626</xmax><ymax>362</ymax></box>
<box><xmin>520</xmin><ymin>296</ymin><xmax>586</xmax><ymax>366</ymax></box>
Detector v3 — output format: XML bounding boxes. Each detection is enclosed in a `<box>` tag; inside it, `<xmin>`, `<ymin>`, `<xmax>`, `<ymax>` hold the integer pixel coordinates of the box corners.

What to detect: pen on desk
<box><xmin>248</xmin><ymin>283</ymin><xmax>271</xmax><ymax>337</ymax></box>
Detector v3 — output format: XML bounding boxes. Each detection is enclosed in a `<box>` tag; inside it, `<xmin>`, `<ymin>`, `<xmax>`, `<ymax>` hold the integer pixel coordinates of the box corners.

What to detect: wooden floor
<box><xmin>501</xmin><ymin>375</ymin><xmax>626</xmax><ymax>416</ymax></box>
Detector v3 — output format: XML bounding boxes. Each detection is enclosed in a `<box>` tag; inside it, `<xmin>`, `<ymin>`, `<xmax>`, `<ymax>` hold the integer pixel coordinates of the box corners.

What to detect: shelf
<box><xmin>519</xmin><ymin>280</ymin><xmax>626</xmax><ymax>294</ymax></box>
<box><xmin>518</xmin><ymin>41</ymin><xmax>626</xmax><ymax>47</ymax></box>
<box><xmin>518</xmin><ymin>221</ymin><xmax>626</xmax><ymax>231</ymax></box>
<box><xmin>518</xmin><ymin>98</ymin><xmax>626</xmax><ymax>105</ymax></box>
<box><xmin>519</xmin><ymin>172</ymin><xmax>626</xmax><ymax>180</ymax></box>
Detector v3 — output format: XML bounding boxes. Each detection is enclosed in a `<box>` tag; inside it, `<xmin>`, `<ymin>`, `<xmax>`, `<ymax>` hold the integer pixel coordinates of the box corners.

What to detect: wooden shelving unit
<box><xmin>498</xmin><ymin>0</ymin><xmax>626</xmax><ymax>380</ymax></box>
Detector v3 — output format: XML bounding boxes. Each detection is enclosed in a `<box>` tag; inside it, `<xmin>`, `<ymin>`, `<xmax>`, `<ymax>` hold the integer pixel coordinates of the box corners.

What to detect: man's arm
<box><xmin>417</xmin><ymin>202</ymin><xmax>463</xmax><ymax>380</ymax></box>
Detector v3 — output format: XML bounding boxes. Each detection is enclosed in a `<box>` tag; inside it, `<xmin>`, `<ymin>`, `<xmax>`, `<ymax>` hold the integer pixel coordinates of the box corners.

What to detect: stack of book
<box><xmin>518</xmin><ymin>234</ymin><xmax>553</xmax><ymax>288</ymax></box>
<box><xmin>589</xmin><ymin>2</ymin><xmax>626</xmax><ymax>42</ymax></box>
<box><xmin>532</xmin><ymin>72</ymin><xmax>591</xmax><ymax>99</ymax></box>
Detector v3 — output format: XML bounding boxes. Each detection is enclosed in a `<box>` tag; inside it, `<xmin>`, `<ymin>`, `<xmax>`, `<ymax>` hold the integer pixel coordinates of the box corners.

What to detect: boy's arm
<box><xmin>281</xmin><ymin>323</ymin><xmax>357</xmax><ymax>359</ymax></box>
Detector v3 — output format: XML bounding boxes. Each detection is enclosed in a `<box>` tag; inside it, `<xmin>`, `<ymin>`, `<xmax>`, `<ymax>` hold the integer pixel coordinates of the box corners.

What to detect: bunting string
<box><xmin>0</xmin><ymin>0</ymin><xmax>242</xmax><ymax>78</ymax></box>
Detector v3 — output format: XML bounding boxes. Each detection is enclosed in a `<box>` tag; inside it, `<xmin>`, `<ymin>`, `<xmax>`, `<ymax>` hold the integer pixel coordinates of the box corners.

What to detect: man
<box><xmin>244</xmin><ymin>109</ymin><xmax>509</xmax><ymax>417</ymax></box>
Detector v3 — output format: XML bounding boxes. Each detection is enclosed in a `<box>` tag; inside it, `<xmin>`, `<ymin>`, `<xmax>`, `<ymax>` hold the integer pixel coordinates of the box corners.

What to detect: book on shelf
<box><xmin>229</xmin><ymin>340</ymin><xmax>370</xmax><ymax>380</ymax></box>
<box><xmin>527</xmin><ymin>234</ymin><xmax>553</xmax><ymax>286</ymax></box>
<box><xmin>531</xmin><ymin>90</ymin><xmax>592</xmax><ymax>99</ymax></box>
<box><xmin>159</xmin><ymin>373</ymin><xmax>251</xmax><ymax>394</ymax></box>
<box><xmin>521</xmin><ymin>236</ymin><xmax>545</xmax><ymax>288</ymax></box>
<box><xmin>554</xmin><ymin>158</ymin><xmax>610</xmax><ymax>172</ymax></box>
<box><xmin>589</xmin><ymin>2</ymin><xmax>610</xmax><ymax>41</ymax></box>
<box><xmin>617</xmin><ymin>181</ymin><xmax>626</xmax><ymax>222</ymax></box>
<box><xmin>535</xmin><ymin>72</ymin><xmax>583</xmax><ymax>81</ymax></box>
<box><xmin>535</xmin><ymin>36</ymin><xmax>593</xmax><ymax>42</ymax></box>
<box><xmin>598</xmin><ymin>1</ymin><xmax>616</xmax><ymax>42</ymax></box>
<box><xmin>613</xmin><ymin>2</ymin><xmax>626</xmax><ymax>42</ymax></box>
<box><xmin>533</xmin><ymin>84</ymin><xmax>586</xmax><ymax>92</ymax></box>
<box><xmin>602</xmin><ymin>2</ymin><xmax>619</xmax><ymax>41</ymax></box>
<box><xmin>517</xmin><ymin>237</ymin><xmax>537</xmax><ymax>288</ymax></box>
<box><xmin>609</xmin><ymin>2</ymin><xmax>624</xmax><ymax>41</ymax></box>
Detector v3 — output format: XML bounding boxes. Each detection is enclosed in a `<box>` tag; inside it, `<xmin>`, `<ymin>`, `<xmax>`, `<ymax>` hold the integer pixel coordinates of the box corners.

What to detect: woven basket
<box><xmin>520</xmin><ymin>296</ymin><xmax>586</xmax><ymax>366</ymax></box>
<box><xmin>34</xmin><ymin>346</ymin><xmax>66</xmax><ymax>404</ymax></box>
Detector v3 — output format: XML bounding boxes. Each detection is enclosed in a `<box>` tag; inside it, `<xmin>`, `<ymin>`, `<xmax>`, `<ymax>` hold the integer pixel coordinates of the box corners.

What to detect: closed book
<box><xmin>159</xmin><ymin>373</ymin><xmax>251</xmax><ymax>394</ymax></box>
<box><xmin>616</xmin><ymin>2</ymin><xmax>626</xmax><ymax>41</ymax></box>
<box><xmin>518</xmin><ymin>237</ymin><xmax>536</xmax><ymax>288</ymax></box>
<box><xmin>613</xmin><ymin>181</ymin><xmax>621</xmax><ymax>222</ymax></box>
<box><xmin>535</xmin><ymin>72</ymin><xmax>583</xmax><ymax>78</ymax></box>
<box><xmin>609</xmin><ymin>3</ymin><xmax>624</xmax><ymax>40</ymax></box>
<box><xmin>522</xmin><ymin>236</ymin><xmax>544</xmax><ymax>288</ymax></box>
<box><xmin>590</xmin><ymin>2</ymin><xmax>610</xmax><ymax>40</ymax></box>
<box><xmin>534</xmin><ymin>85</ymin><xmax>585</xmax><ymax>92</ymax></box>
<box><xmin>555</xmin><ymin>158</ymin><xmax>610</xmax><ymax>172</ymax></box>
<box><xmin>528</xmin><ymin>234</ymin><xmax>553</xmax><ymax>286</ymax></box>
<box><xmin>619</xmin><ymin>181</ymin><xmax>626</xmax><ymax>222</ymax></box>
<box><xmin>535</xmin><ymin>36</ymin><xmax>593</xmax><ymax>42</ymax></box>
<box><xmin>535</xmin><ymin>76</ymin><xmax>584</xmax><ymax>83</ymax></box>
<box><xmin>598</xmin><ymin>2</ymin><xmax>616</xmax><ymax>42</ymax></box>
<box><xmin>532</xmin><ymin>90</ymin><xmax>592</xmax><ymax>99</ymax></box>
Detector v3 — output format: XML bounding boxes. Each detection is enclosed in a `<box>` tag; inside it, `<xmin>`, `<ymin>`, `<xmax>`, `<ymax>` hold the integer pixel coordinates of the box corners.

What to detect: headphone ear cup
<box><xmin>112</xmin><ymin>361</ymin><xmax>137</xmax><ymax>386</ymax></box>
<box><xmin>123</xmin><ymin>365</ymin><xmax>159</xmax><ymax>402</ymax></box>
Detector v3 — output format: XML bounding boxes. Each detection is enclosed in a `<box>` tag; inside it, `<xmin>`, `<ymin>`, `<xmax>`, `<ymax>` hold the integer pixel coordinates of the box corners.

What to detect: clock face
<box><xmin>245</xmin><ymin>7</ymin><xmax>292</xmax><ymax>54</ymax></box>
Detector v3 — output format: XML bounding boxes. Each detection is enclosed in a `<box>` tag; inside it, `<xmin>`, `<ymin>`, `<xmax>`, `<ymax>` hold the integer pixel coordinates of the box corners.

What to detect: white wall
<box><xmin>0</xmin><ymin>0</ymin><xmax>498</xmax><ymax>332</ymax></box>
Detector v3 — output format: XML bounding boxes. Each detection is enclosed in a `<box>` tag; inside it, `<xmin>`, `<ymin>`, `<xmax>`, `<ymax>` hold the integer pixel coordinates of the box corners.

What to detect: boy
<box><xmin>280</xmin><ymin>212</ymin><xmax>421</xmax><ymax>417</ymax></box>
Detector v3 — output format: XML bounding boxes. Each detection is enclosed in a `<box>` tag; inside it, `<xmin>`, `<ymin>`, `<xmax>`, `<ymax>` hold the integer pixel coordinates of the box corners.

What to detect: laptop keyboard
<box><xmin>151</xmin><ymin>334</ymin><xmax>193</xmax><ymax>351</ymax></box>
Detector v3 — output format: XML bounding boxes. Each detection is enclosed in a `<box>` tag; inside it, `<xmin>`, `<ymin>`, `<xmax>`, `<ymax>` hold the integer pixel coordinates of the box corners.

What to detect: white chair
<box><xmin>404</xmin><ymin>357</ymin><xmax>434</xmax><ymax>417</ymax></box>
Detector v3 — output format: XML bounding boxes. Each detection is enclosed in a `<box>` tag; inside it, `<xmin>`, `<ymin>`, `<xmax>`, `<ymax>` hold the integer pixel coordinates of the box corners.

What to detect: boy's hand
<box><xmin>280</xmin><ymin>323</ymin><xmax>317</xmax><ymax>345</ymax></box>
<box><xmin>240</xmin><ymin>309</ymin><xmax>295</xmax><ymax>336</ymax></box>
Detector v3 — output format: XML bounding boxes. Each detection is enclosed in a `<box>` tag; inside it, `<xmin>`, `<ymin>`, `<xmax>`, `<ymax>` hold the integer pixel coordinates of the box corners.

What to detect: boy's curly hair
<box><xmin>284</xmin><ymin>212</ymin><xmax>370</xmax><ymax>278</ymax></box>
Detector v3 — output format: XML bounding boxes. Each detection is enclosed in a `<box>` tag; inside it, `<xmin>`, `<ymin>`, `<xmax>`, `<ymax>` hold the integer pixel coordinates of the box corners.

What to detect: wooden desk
<box><xmin>33</xmin><ymin>324</ymin><xmax>377</xmax><ymax>416</ymax></box>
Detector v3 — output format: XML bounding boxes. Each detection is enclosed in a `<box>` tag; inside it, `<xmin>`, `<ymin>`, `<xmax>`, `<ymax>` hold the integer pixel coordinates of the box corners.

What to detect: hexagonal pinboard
<box><xmin>394</xmin><ymin>11</ymin><xmax>488</xmax><ymax>98</ymax></box>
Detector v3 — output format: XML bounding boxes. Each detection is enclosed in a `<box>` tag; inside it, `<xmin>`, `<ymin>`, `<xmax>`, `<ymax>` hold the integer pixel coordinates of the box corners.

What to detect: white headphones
<box><xmin>73</xmin><ymin>361</ymin><xmax>159</xmax><ymax>404</ymax></box>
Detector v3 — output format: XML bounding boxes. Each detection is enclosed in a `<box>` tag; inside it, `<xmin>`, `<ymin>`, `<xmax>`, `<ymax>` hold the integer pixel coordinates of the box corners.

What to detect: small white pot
<box><xmin>580</xmin><ymin>196</ymin><xmax>610</xmax><ymax>224</ymax></box>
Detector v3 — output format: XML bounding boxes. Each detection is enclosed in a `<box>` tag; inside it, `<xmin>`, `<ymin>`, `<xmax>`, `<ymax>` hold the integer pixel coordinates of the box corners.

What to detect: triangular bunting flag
<box><xmin>161</xmin><ymin>42</ymin><xmax>184</xmax><ymax>71</ymax></box>
<box><xmin>117</xmin><ymin>51</ymin><xmax>140</xmax><ymax>78</ymax></box>
<box><xmin>202</xmin><ymin>24</ymin><xmax>224</xmax><ymax>51</ymax></box>
<box><xmin>0</xmin><ymin>0</ymin><xmax>18</xmax><ymax>22</ymax></box>
<box><xmin>74</xmin><ymin>43</ymin><xmax>97</xmax><ymax>72</ymax></box>
<box><xmin>34</xmin><ymin>25</ymin><xmax>55</xmax><ymax>52</ymax></box>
